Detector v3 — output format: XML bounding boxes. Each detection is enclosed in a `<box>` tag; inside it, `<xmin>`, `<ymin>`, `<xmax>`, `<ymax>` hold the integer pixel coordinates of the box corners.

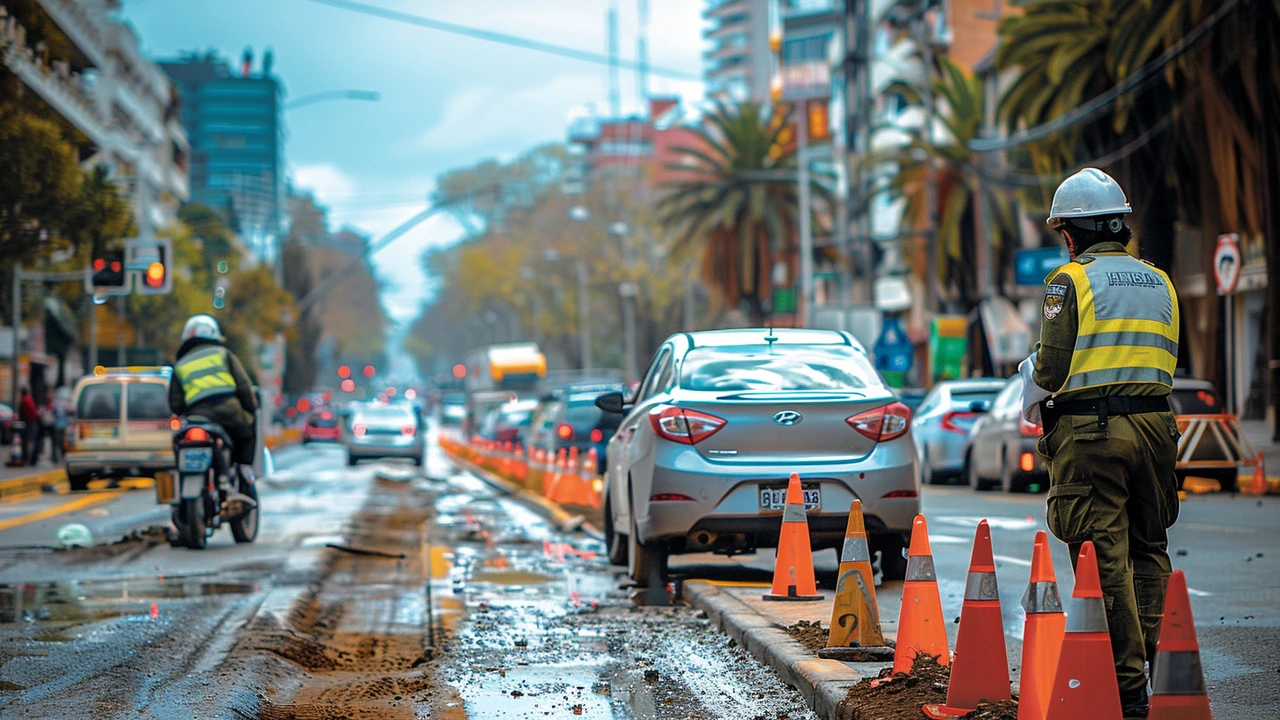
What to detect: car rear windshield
<box><xmin>78</xmin><ymin>383</ymin><xmax>122</xmax><ymax>420</ymax></box>
<box><xmin>309</xmin><ymin>414</ymin><xmax>338</xmax><ymax>428</ymax></box>
<box><xmin>1170</xmin><ymin>387</ymin><xmax>1220</xmax><ymax>414</ymax></box>
<box><xmin>357</xmin><ymin>406</ymin><xmax>414</xmax><ymax>427</ymax></box>
<box><xmin>951</xmin><ymin>390</ymin><xmax>1000</xmax><ymax>406</ymax></box>
<box><xmin>679</xmin><ymin>345</ymin><xmax>879</xmax><ymax>392</ymax></box>
<box><xmin>126</xmin><ymin>383</ymin><xmax>171</xmax><ymax>420</ymax></box>
<box><xmin>565</xmin><ymin>401</ymin><xmax>621</xmax><ymax>432</ymax></box>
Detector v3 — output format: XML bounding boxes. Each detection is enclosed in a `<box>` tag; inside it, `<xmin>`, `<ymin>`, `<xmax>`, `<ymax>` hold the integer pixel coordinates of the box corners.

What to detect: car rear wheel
<box><xmin>346</xmin><ymin>453</ymin><xmax>358</xmax><ymax>467</ymax></box>
<box><xmin>999</xmin><ymin>448</ymin><xmax>1018</xmax><ymax>493</ymax></box>
<box><xmin>603</xmin><ymin>495</ymin><xmax>627</xmax><ymax>566</ymax></box>
<box><xmin>920</xmin><ymin>450</ymin><xmax>938</xmax><ymax>485</ymax></box>
<box><xmin>628</xmin><ymin>494</ymin><xmax>666</xmax><ymax>585</ymax></box>
<box><xmin>968</xmin><ymin>449</ymin><xmax>996</xmax><ymax>491</ymax></box>
<box><xmin>872</xmin><ymin>533</ymin><xmax>908</xmax><ymax>581</ymax></box>
<box><xmin>67</xmin><ymin>472</ymin><xmax>92</xmax><ymax>492</ymax></box>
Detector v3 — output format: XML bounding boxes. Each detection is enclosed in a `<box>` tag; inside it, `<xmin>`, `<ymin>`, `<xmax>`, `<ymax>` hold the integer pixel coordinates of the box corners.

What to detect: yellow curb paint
<box><xmin>0</xmin><ymin>489</ymin><xmax>125</xmax><ymax>532</ymax></box>
<box><xmin>0</xmin><ymin>470</ymin><xmax>67</xmax><ymax>504</ymax></box>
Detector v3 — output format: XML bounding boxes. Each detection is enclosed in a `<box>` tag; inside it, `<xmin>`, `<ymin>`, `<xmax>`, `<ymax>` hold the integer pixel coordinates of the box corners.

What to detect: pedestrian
<box><xmin>17</xmin><ymin>387</ymin><xmax>39</xmax><ymax>466</ymax></box>
<box><xmin>1031</xmin><ymin>168</ymin><xmax>1181</xmax><ymax>720</ymax></box>
<box><xmin>50</xmin><ymin>387</ymin><xmax>70</xmax><ymax>464</ymax></box>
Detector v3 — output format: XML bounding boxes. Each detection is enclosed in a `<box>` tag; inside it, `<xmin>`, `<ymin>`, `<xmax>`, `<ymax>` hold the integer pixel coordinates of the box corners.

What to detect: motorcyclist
<box><xmin>169</xmin><ymin>315</ymin><xmax>258</xmax><ymax>478</ymax></box>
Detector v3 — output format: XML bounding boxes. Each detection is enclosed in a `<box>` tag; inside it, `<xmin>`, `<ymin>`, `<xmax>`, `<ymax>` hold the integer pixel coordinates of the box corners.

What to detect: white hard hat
<box><xmin>182</xmin><ymin>314</ymin><xmax>224</xmax><ymax>342</ymax></box>
<box><xmin>1047</xmin><ymin>168</ymin><xmax>1132</xmax><ymax>229</ymax></box>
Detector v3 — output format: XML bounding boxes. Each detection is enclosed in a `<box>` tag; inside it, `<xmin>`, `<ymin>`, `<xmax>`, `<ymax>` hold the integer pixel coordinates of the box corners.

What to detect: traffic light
<box><xmin>213</xmin><ymin>276</ymin><xmax>229</xmax><ymax>310</ymax></box>
<box><xmin>91</xmin><ymin>251</ymin><xmax>127</xmax><ymax>291</ymax></box>
<box><xmin>135</xmin><ymin>238</ymin><xmax>173</xmax><ymax>296</ymax></box>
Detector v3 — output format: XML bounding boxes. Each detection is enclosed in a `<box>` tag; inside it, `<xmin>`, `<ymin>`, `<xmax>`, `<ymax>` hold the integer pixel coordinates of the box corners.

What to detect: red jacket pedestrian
<box><xmin>18</xmin><ymin>389</ymin><xmax>38</xmax><ymax>424</ymax></box>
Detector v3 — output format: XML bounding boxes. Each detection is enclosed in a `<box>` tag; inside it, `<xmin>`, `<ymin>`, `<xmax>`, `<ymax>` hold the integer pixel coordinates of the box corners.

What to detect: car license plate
<box><xmin>759</xmin><ymin>484</ymin><xmax>821</xmax><ymax>512</ymax></box>
<box><xmin>86</xmin><ymin>425</ymin><xmax>118</xmax><ymax>439</ymax></box>
<box><xmin>178</xmin><ymin>448</ymin><xmax>213</xmax><ymax>473</ymax></box>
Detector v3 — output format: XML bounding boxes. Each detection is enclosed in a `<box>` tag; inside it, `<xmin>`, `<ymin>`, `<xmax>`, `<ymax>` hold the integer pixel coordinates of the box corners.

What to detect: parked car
<box><xmin>964</xmin><ymin>376</ymin><xmax>1047</xmax><ymax>492</ymax></box>
<box><xmin>302</xmin><ymin>410</ymin><xmax>341</xmax><ymax>444</ymax></box>
<box><xmin>598</xmin><ymin>328</ymin><xmax>919</xmax><ymax>584</ymax></box>
<box><xmin>342</xmin><ymin>402</ymin><xmax>423</xmax><ymax>466</ymax></box>
<box><xmin>0</xmin><ymin>402</ymin><xmax>13</xmax><ymax>446</ymax></box>
<box><xmin>479</xmin><ymin>398</ymin><xmax>539</xmax><ymax>444</ymax></box>
<box><xmin>527</xmin><ymin>383</ymin><xmax>626</xmax><ymax>470</ymax></box>
<box><xmin>438</xmin><ymin>391</ymin><xmax>467</xmax><ymax>428</ymax></box>
<box><xmin>65</xmin><ymin>366</ymin><xmax>175</xmax><ymax>491</ymax></box>
<box><xmin>912</xmin><ymin>378</ymin><xmax>1008</xmax><ymax>484</ymax></box>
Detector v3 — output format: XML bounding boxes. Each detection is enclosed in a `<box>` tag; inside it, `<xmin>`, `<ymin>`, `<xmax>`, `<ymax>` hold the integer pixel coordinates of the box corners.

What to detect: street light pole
<box><xmin>796</xmin><ymin>99</ymin><xmax>814</xmax><ymax>327</ymax></box>
<box><xmin>575</xmin><ymin>258</ymin><xmax>592</xmax><ymax>370</ymax></box>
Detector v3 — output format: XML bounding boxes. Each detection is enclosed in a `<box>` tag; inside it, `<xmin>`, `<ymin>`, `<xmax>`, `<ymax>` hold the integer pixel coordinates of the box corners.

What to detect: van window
<box><xmin>79</xmin><ymin>383</ymin><xmax>122</xmax><ymax>420</ymax></box>
<box><xmin>127</xmin><ymin>383</ymin><xmax>171</xmax><ymax>420</ymax></box>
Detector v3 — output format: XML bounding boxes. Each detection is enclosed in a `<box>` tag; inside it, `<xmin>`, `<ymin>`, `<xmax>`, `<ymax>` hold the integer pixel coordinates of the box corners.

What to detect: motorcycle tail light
<box><xmin>184</xmin><ymin>427</ymin><xmax>209</xmax><ymax>442</ymax></box>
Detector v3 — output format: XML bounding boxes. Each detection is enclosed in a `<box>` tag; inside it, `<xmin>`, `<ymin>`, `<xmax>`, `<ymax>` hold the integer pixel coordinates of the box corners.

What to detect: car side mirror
<box><xmin>595</xmin><ymin>392</ymin><xmax>627</xmax><ymax>414</ymax></box>
<box><xmin>970</xmin><ymin>400</ymin><xmax>991</xmax><ymax>413</ymax></box>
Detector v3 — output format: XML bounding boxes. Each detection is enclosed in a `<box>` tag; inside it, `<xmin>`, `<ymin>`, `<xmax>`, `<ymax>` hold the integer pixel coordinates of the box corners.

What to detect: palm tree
<box><xmin>658</xmin><ymin>101</ymin><xmax>834</xmax><ymax>324</ymax></box>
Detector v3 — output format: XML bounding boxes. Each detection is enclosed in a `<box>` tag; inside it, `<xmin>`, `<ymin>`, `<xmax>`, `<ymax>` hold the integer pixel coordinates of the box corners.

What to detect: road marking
<box><xmin>0</xmin><ymin>490</ymin><xmax>125</xmax><ymax>532</ymax></box>
<box><xmin>931</xmin><ymin>534</ymin><xmax>971</xmax><ymax>545</ymax></box>
<box><xmin>993</xmin><ymin>554</ymin><xmax>1033</xmax><ymax>568</ymax></box>
<box><xmin>1176</xmin><ymin>522</ymin><xmax>1256</xmax><ymax>535</ymax></box>
<box><xmin>1187</xmin><ymin>588</ymin><xmax>1213</xmax><ymax>598</ymax></box>
<box><xmin>934</xmin><ymin>516</ymin><xmax>1040</xmax><ymax>531</ymax></box>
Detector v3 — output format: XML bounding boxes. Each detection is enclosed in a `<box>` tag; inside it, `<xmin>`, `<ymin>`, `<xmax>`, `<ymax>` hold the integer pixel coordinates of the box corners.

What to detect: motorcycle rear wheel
<box><xmin>230</xmin><ymin>479</ymin><xmax>259</xmax><ymax>544</ymax></box>
<box><xmin>179</xmin><ymin>496</ymin><xmax>207</xmax><ymax>550</ymax></box>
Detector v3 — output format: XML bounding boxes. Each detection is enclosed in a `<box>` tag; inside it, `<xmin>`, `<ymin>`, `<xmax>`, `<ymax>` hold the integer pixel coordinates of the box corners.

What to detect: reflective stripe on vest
<box><xmin>176</xmin><ymin>345</ymin><xmax>237</xmax><ymax>406</ymax></box>
<box><xmin>1051</xmin><ymin>253</ymin><xmax>1179</xmax><ymax>393</ymax></box>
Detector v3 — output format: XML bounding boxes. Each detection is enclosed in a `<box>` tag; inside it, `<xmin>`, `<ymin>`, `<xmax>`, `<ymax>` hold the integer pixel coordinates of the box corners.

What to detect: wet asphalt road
<box><xmin>0</xmin><ymin>437</ymin><xmax>820</xmax><ymax>719</ymax></box>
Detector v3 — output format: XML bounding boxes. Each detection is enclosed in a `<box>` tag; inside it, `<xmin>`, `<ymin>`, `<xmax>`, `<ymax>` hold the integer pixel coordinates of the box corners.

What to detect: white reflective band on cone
<box><xmin>1020</xmin><ymin>581</ymin><xmax>1064</xmax><ymax>614</ymax></box>
<box><xmin>1152</xmin><ymin>651</ymin><xmax>1207</xmax><ymax>695</ymax></box>
<box><xmin>1064</xmin><ymin>596</ymin><xmax>1109</xmax><ymax>633</ymax></box>
<box><xmin>905</xmin><ymin>555</ymin><xmax>936</xmax><ymax>582</ymax></box>
<box><xmin>841</xmin><ymin>536</ymin><xmax>870</xmax><ymax>563</ymax></box>
<box><xmin>964</xmin><ymin>571</ymin><xmax>1000</xmax><ymax>601</ymax></box>
<box><xmin>782</xmin><ymin>503</ymin><xmax>807</xmax><ymax>523</ymax></box>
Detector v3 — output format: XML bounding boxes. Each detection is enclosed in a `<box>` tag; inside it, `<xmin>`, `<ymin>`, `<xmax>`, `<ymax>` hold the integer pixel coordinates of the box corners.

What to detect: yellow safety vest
<box><xmin>1050</xmin><ymin>252</ymin><xmax>1179</xmax><ymax>393</ymax></box>
<box><xmin>175</xmin><ymin>345</ymin><xmax>238</xmax><ymax>406</ymax></box>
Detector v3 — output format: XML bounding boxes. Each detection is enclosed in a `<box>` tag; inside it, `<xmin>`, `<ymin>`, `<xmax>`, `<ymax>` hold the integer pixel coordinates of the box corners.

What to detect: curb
<box><xmin>446</xmin><ymin>453</ymin><xmax>604</xmax><ymax>541</ymax></box>
<box><xmin>0</xmin><ymin>469</ymin><xmax>68</xmax><ymax>503</ymax></box>
<box><xmin>682</xmin><ymin>580</ymin><xmax>864</xmax><ymax>719</ymax></box>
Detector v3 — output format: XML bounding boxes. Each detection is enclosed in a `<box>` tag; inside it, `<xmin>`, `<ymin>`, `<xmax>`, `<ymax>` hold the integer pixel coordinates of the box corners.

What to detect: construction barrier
<box><xmin>439</xmin><ymin>434</ymin><xmax>603</xmax><ymax>510</ymax></box>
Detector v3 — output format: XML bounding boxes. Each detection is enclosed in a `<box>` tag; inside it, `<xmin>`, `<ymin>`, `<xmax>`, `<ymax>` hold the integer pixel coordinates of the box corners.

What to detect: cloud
<box><xmin>412</xmin><ymin>73</ymin><xmax>600</xmax><ymax>155</ymax></box>
<box><xmin>292</xmin><ymin>163</ymin><xmax>357</xmax><ymax>203</ymax></box>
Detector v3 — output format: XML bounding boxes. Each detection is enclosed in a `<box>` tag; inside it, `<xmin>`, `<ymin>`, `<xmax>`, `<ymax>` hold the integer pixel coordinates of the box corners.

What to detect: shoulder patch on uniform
<box><xmin>1046</xmin><ymin>283</ymin><xmax>1067</xmax><ymax>298</ymax></box>
<box><xmin>1043</xmin><ymin>292</ymin><xmax>1064</xmax><ymax>320</ymax></box>
<box><xmin>1077</xmin><ymin>255</ymin><xmax>1095</xmax><ymax>265</ymax></box>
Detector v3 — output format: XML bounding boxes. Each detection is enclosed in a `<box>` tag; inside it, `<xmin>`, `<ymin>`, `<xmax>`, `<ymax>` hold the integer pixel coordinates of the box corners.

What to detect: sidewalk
<box><xmin>0</xmin><ymin>458</ymin><xmax>67</xmax><ymax>502</ymax></box>
<box><xmin>1239</xmin><ymin>418</ymin><xmax>1279</xmax><ymax>474</ymax></box>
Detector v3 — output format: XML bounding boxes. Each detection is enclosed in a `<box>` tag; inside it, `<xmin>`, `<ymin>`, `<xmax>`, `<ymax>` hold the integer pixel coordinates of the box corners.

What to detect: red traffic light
<box><xmin>338</xmin><ymin>365</ymin><xmax>351</xmax><ymax>379</ymax></box>
<box><xmin>452</xmin><ymin>364</ymin><xmax>466</xmax><ymax>379</ymax></box>
<box><xmin>362</xmin><ymin>365</ymin><xmax>375</xmax><ymax>379</ymax></box>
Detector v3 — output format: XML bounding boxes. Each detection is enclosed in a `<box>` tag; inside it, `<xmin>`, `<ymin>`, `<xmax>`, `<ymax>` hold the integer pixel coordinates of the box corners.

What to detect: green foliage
<box><xmin>657</xmin><ymin>100</ymin><xmax>834</xmax><ymax>322</ymax></box>
<box><xmin>0</xmin><ymin>109</ymin><xmax>80</xmax><ymax>263</ymax></box>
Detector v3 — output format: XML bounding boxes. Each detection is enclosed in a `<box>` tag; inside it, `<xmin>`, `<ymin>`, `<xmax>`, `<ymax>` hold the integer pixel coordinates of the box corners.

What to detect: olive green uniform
<box><xmin>1034</xmin><ymin>241</ymin><xmax>1181</xmax><ymax>707</ymax></box>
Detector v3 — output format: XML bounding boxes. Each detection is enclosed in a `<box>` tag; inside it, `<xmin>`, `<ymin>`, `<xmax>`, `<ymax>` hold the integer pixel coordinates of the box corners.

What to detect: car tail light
<box><xmin>941</xmin><ymin>411</ymin><xmax>978</xmax><ymax>434</ymax></box>
<box><xmin>650</xmin><ymin>493</ymin><xmax>695</xmax><ymax>502</ymax></box>
<box><xmin>353</xmin><ymin>423</ymin><xmax>367</xmax><ymax>437</ymax></box>
<box><xmin>881</xmin><ymin>489</ymin><xmax>918</xmax><ymax>499</ymax></box>
<box><xmin>1019</xmin><ymin>416</ymin><xmax>1043</xmax><ymax>437</ymax></box>
<box><xmin>183</xmin><ymin>427</ymin><xmax>209</xmax><ymax>442</ymax></box>
<box><xmin>846</xmin><ymin>402</ymin><xmax>912</xmax><ymax>442</ymax></box>
<box><xmin>557</xmin><ymin>423</ymin><xmax>574</xmax><ymax>440</ymax></box>
<box><xmin>590</xmin><ymin>429</ymin><xmax>603</xmax><ymax>443</ymax></box>
<box><xmin>402</xmin><ymin>424</ymin><xmax>416</xmax><ymax>437</ymax></box>
<box><xmin>1020</xmin><ymin>452</ymin><xmax>1036</xmax><ymax>472</ymax></box>
<box><xmin>648</xmin><ymin>406</ymin><xmax>726</xmax><ymax>445</ymax></box>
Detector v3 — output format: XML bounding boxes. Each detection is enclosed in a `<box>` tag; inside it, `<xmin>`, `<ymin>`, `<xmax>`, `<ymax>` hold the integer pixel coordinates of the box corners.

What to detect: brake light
<box><xmin>1019</xmin><ymin>416</ymin><xmax>1043</xmax><ymax>437</ymax></box>
<box><xmin>1020</xmin><ymin>452</ymin><xmax>1036</xmax><ymax>472</ymax></box>
<box><xmin>557</xmin><ymin>423</ymin><xmax>574</xmax><ymax>440</ymax></box>
<box><xmin>183</xmin><ymin>427</ymin><xmax>209</xmax><ymax>442</ymax></box>
<box><xmin>941</xmin><ymin>411</ymin><xmax>978</xmax><ymax>434</ymax></box>
<box><xmin>846</xmin><ymin>402</ymin><xmax>912</xmax><ymax>442</ymax></box>
<box><xmin>650</xmin><ymin>493</ymin><xmax>695</xmax><ymax>502</ymax></box>
<box><xmin>648</xmin><ymin>405</ymin><xmax>726</xmax><ymax>445</ymax></box>
<box><xmin>353</xmin><ymin>423</ymin><xmax>367</xmax><ymax>437</ymax></box>
<box><xmin>169</xmin><ymin>417</ymin><xmax>181</xmax><ymax>432</ymax></box>
<box><xmin>590</xmin><ymin>428</ymin><xmax>604</xmax><ymax>443</ymax></box>
<box><xmin>402</xmin><ymin>424</ymin><xmax>416</xmax><ymax>437</ymax></box>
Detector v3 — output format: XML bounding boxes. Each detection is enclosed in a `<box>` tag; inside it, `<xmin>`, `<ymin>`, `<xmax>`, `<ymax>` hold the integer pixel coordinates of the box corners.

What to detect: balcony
<box><xmin>705</xmin><ymin>12</ymin><xmax>751</xmax><ymax>39</ymax></box>
<box><xmin>703</xmin><ymin>0</ymin><xmax>749</xmax><ymax>20</ymax></box>
<box><xmin>1</xmin><ymin>15</ymin><xmax>110</xmax><ymax>145</ymax></box>
<box><xmin>35</xmin><ymin>0</ymin><xmax>109</xmax><ymax>68</ymax></box>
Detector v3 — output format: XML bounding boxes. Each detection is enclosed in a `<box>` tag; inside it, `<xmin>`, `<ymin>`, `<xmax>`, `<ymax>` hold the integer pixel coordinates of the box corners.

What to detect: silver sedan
<box><xmin>343</xmin><ymin>403</ymin><xmax>424</xmax><ymax>466</ymax></box>
<box><xmin>598</xmin><ymin>328</ymin><xmax>920</xmax><ymax>584</ymax></box>
<box><xmin>911</xmin><ymin>378</ymin><xmax>1008</xmax><ymax>484</ymax></box>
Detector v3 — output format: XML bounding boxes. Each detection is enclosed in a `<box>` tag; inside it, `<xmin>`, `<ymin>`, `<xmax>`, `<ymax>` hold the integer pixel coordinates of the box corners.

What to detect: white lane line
<box><xmin>993</xmin><ymin>554</ymin><xmax>1032</xmax><ymax>568</ymax></box>
<box><xmin>1187</xmin><ymin>588</ymin><xmax>1213</xmax><ymax>597</ymax></box>
<box><xmin>931</xmin><ymin>534</ymin><xmax>971</xmax><ymax>545</ymax></box>
<box><xmin>934</xmin><ymin>516</ymin><xmax>1040</xmax><ymax>531</ymax></box>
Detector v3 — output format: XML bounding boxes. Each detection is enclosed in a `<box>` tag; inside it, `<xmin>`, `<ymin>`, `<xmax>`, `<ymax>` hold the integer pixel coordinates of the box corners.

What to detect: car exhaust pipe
<box><xmin>689</xmin><ymin>530</ymin><xmax>717</xmax><ymax>547</ymax></box>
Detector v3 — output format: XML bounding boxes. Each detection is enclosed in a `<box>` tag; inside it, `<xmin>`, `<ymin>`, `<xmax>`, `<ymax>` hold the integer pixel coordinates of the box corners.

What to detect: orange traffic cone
<box><xmin>546</xmin><ymin>449</ymin><xmax>567</xmax><ymax>502</ymax></box>
<box><xmin>823</xmin><ymin>500</ymin><xmax>891</xmax><ymax>658</ymax></box>
<box><xmin>1250</xmin><ymin>450</ymin><xmax>1266</xmax><ymax>495</ymax></box>
<box><xmin>923</xmin><ymin>519</ymin><xmax>1010</xmax><ymax>718</ymax></box>
<box><xmin>1017</xmin><ymin>531</ymin><xmax>1066</xmax><ymax>720</ymax></box>
<box><xmin>763</xmin><ymin>473</ymin><xmax>822</xmax><ymax>602</ymax></box>
<box><xmin>1045</xmin><ymin>541</ymin><xmax>1123</xmax><ymax>720</ymax></box>
<box><xmin>566</xmin><ymin>446</ymin><xmax>584</xmax><ymax>505</ymax></box>
<box><xmin>529</xmin><ymin>448</ymin><xmax>546</xmax><ymax>494</ymax></box>
<box><xmin>514</xmin><ymin>443</ymin><xmax>528</xmax><ymax>486</ymax></box>
<box><xmin>1149</xmin><ymin>570</ymin><xmax>1213</xmax><ymax>720</ymax></box>
<box><xmin>893</xmin><ymin>514</ymin><xmax>950</xmax><ymax>675</ymax></box>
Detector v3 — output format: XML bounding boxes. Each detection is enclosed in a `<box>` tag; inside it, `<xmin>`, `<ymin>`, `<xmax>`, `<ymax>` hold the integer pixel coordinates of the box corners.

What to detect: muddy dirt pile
<box><xmin>784</xmin><ymin>619</ymin><xmax>829</xmax><ymax>653</ymax></box>
<box><xmin>836</xmin><ymin>654</ymin><xmax>949</xmax><ymax>720</ymax></box>
<box><xmin>965</xmin><ymin>700</ymin><xmax>1019</xmax><ymax>719</ymax></box>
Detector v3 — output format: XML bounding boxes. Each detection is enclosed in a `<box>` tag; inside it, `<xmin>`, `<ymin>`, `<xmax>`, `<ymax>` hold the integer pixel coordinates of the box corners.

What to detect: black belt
<box><xmin>1042</xmin><ymin>395</ymin><xmax>1169</xmax><ymax>433</ymax></box>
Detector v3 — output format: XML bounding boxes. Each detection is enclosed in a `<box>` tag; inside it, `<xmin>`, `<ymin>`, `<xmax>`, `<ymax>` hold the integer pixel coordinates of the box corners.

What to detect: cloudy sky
<box><xmin>124</xmin><ymin>0</ymin><xmax>705</xmax><ymax>329</ymax></box>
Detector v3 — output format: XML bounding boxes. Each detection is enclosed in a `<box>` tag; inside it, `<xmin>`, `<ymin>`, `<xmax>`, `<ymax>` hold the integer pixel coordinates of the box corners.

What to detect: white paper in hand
<box><xmin>1020</xmin><ymin>353</ymin><xmax>1050</xmax><ymax>425</ymax></box>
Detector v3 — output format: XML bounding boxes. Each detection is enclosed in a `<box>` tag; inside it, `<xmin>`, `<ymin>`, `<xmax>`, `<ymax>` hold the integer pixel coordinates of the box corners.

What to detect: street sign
<box><xmin>1214</xmin><ymin>233</ymin><xmax>1241</xmax><ymax>295</ymax></box>
<box><xmin>874</xmin><ymin>316</ymin><xmax>913</xmax><ymax>388</ymax></box>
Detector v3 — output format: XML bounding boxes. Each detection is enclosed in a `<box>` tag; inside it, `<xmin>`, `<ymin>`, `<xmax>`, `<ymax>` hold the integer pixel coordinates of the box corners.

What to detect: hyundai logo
<box><xmin>773</xmin><ymin>410</ymin><xmax>803</xmax><ymax>426</ymax></box>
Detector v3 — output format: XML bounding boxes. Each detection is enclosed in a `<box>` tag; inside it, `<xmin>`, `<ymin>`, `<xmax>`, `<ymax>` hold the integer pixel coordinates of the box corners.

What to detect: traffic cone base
<box><xmin>763</xmin><ymin>473</ymin><xmax>822</xmax><ymax>602</ymax></box>
<box><xmin>923</xmin><ymin>520</ymin><xmax>1010</xmax><ymax>718</ymax></box>
<box><xmin>894</xmin><ymin>514</ymin><xmax>950</xmax><ymax>675</ymax></box>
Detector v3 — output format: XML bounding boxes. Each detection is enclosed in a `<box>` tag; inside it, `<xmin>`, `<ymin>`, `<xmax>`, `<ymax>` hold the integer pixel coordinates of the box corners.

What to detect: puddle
<box><xmin>470</xmin><ymin>571</ymin><xmax>554</xmax><ymax>586</ymax></box>
<box><xmin>0</xmin><ymin>579</ymin><xmax>257</xmax><ymax>624</ymax></box>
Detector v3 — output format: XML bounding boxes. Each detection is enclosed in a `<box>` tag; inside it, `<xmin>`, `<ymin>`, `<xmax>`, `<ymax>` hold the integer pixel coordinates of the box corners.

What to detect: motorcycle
<box><xmin>170</xmin><ymin>418</ymin><xmax>259</xmax><ymax>549</ymax></box>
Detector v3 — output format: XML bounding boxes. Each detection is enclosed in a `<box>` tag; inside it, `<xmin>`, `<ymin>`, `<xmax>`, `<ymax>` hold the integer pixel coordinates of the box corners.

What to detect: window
<box><xmin>781</xmin><ymin>33</ymin><xmax>831</xmax><ymax>64</ymax></box>
<box><xmin>127</xmin><ymin>383</ymin><xmax>171</xmax><ymax>420</ymax></box>
<box><xmin>78</xmin><ymin>383</ymin><xmax>122</xmax><ymax>420</ymax></box>
<box><xmin>679</xmin><ymin>344</ymin><xmax>880</xmax><ymax>392</ymax></box>
<box><xmin>636</xmin><ymin>347</ymin><xmax>672</xmax><ymax>401</ymax></box>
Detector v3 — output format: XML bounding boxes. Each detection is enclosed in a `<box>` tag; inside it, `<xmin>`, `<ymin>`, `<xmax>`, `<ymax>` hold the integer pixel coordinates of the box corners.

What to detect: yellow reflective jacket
<box><xmin>174</xmin><ymin>344</ymin><xmax>238</xmax><ymax>407</ymax></box>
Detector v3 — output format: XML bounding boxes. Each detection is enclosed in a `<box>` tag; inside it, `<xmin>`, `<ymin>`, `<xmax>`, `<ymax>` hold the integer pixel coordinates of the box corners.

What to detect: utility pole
<box><xmin>576</xmin><ymin>258</ymin><xmax>592</xmax><ymax>369</ymax></box>
<box><xmin>797</xmin><ymin>99</ymin><xmax>814</xmax><ymax>327</ymax></box>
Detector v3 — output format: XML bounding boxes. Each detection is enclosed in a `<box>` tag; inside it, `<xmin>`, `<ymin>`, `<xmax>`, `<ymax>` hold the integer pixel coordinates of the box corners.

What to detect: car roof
<box><xmin>1172</xmin><ymin>378</ymin><xmax>1216</xmax><ymax>392</ymax></box>
<box><xmin>937</xmin><ymin>378</ymin><xmax>1008</xmax><ymax>393</ymax></box>
<box><xmin>680</xmin><ymin>328</ymin><xmax>861</xmax><ymax>349</ymax></box>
